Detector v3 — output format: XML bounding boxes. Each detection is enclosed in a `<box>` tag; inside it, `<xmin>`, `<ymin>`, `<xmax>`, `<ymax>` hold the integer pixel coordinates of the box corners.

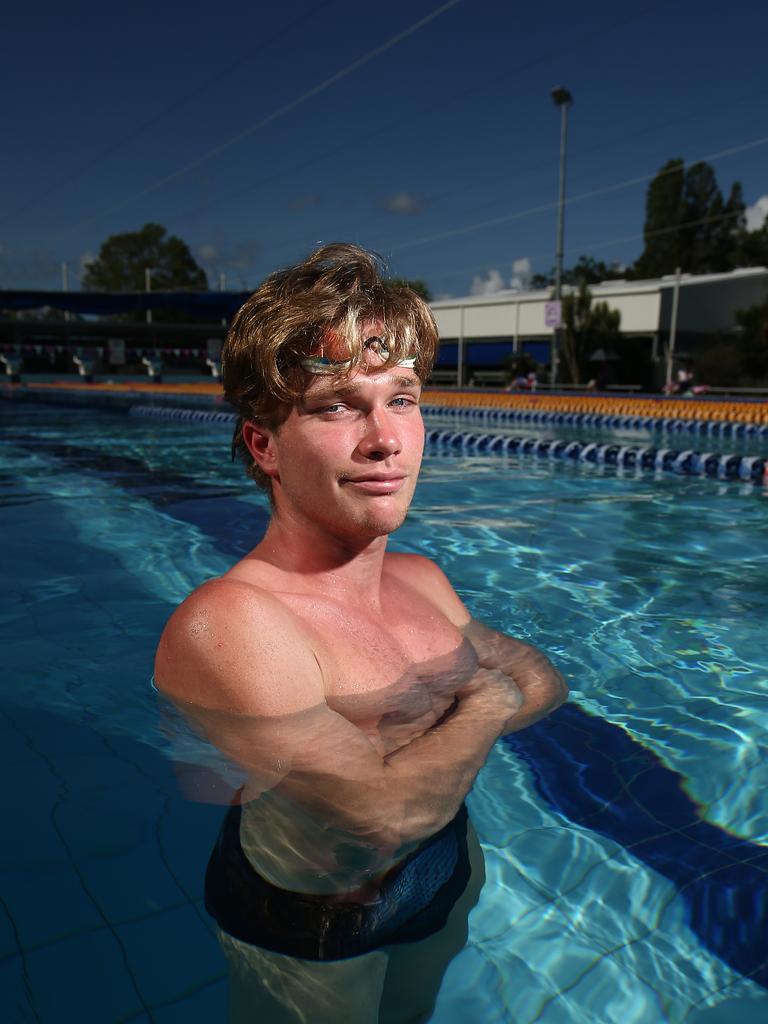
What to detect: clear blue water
<box><xmin>1</xmin><ymin>399</ymin><xmax>767</xmax><ymax>1023</ymax></box>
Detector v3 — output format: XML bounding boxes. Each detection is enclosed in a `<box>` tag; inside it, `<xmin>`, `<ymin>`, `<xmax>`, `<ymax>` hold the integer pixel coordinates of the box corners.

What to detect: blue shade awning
<box><xmin>0</xmin><ymin>290</ymin><xmax>252</xmax><ymax>319</ymax></box>
<box><xmin>436</xmin><ymin>341</ymin><xmax>518</xmax><ymax>367</ymax></box>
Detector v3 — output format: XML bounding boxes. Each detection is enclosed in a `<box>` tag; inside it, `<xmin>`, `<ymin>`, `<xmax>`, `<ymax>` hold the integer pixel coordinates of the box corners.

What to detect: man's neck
<box><xmin>252</xmin><ymin>513</ymin><xmax>389</xmax><ymax>606</ymax></box>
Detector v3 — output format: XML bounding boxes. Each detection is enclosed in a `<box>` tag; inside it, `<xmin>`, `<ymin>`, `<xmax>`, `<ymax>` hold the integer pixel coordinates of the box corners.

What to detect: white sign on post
<box><xmin>544</xmin><ymin>301</ymin><xmax>562</xmax><ymax>330</ymax></box>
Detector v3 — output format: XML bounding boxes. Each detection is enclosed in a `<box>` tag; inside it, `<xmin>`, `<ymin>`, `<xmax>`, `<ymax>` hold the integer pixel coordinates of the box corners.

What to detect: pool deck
<box><xmin>3</xmin><ymin>378</ymin><xmax>768</xmax><ymax>424</ymax></box>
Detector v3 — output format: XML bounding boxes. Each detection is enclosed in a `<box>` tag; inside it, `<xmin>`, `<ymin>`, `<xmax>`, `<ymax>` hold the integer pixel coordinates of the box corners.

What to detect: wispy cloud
<box><xmin>79</xmin><ymin>250</ymin><xmax>96</xmax><ymax>278</ymax></box>
<box><xmin>470</xmin><ymin>257</ymin><xmax>532</xmax><ymax>296</ymax></box>
<box><xmin>470</xmin><ymin>269</ymin><xmax>505</xmax><ymax>296</ymax></box>
<box><xmin>288</xmin><ymin>194</ymin><xmax>322</xmax><ymax>212</ymax></box>
<box><xmin>745</xmin><ymin>194</ymin><xmax>768</xmax><ymax>231</ymax></box>
<box><xmin>198</xmin><ymin>243</ymin><xmax>219</xmax><ymax>263</ymax></box>
<box><xmin>510</xmin><ymin>257</ymin><xmax>532</xmax><ymax>291</ymax></box>
<box><xmin>195</xmin><ymin>239</ymin><xmax>262</xmax><ymax>289</ymax></box>
<box><xmin>382</xmin><ymin>191</ymin><xmax>426</xmax><ymax>215</ymax></box>
<box><xmin>198</xmin><ymin>239</ymin><xmax>260</xmax><ymax>273</ymax></box>
<box><xmin>0</xmin><ymin>244</ymin><xmax>60</xmax><ymax>289</ymax></box>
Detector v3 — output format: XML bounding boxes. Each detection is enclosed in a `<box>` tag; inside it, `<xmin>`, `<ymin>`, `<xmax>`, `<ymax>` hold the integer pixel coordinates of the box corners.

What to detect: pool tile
<box><xmin>0</xmin><ymin>725</ymin><xmax>41</xmax><ymax>767</ymax></box>
<box><xmin>148</xmin><ymin>976</ymin><xmax>228</xmax><ymax>1023</ymax></box>
<box><xmin>41</xmin><ymin>751</ymin><xmax>153</xmax><ymax>804</ymax></box>
<box><xmin>0</xmin><ymin>774</ymin><xmax>68</xmax><ymax>872</ymax></box>
<box><xmin>25</xmin><ymin>927</ymin><xmax>146</xmax><ymax>1024</ymax></box>
<box><xmin>24</xmin><ymin>720</ymin><xmax>112</xmax><ymax>759</ymax></box>
<box><xmin>0</xmin><ymin>899</ymin><xmax>21</xmax><ymax>960</ymax></box>
<box><xmin>0</xmin><ymin>757</ymin><xmax>60</xmax><ymax>815</ymax></box>
<box><xmin>0</xmin><ymin>863</ymin><xmax>103</xmax><ymax>948</ymax></box>
<box><xmin>78</xmin><ymin>841</ymin><xmax>189</xmax><ymax>923</ymax></box>
<box><xmin>0</xmin><ymin>956</ymin><xmax>37</xmax><ymax>1024</ymax></box>
<box><xmin>53</xmin><ymin>782</ymin><xmax>166</xmax><ymax>862</ymax></box>
<box><xmin>115</xmin><ymin>903</ymin><xmax>223</xmax><ymax>1007</ymax></box>
<box><xmin>157</xmin><ymin>800</ymin><xmax>222</xmax><ymax>895</ymax></box>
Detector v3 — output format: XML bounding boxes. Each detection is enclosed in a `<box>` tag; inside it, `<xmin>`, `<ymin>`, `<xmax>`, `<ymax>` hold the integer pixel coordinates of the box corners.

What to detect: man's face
<box><xmin>266</xmin><ymin>342</ymin><xmax>425</xmax><ymax>541</ymax></box>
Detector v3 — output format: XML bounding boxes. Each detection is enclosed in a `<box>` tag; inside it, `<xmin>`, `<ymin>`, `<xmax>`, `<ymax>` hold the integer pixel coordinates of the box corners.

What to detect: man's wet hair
<box><xmin>223</xmin><ymin>242</ymin><xmax>439</xmax><ymax>490</ymax></box>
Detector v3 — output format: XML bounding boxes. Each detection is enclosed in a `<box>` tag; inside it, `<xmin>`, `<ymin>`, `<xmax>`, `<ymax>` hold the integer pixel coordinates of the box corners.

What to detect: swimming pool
<box><xmin>1</xmin><ymin>398</ymin><xmax>766</xmax><ymax>1023</ymax></box>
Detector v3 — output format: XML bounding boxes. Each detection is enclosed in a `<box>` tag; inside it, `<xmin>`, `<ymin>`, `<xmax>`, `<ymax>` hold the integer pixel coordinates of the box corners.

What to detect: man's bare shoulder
<box><xmin>154</xmin><ymin>577</ymin><xmax>323</xmax><ymax>715</ymax></box>
<box><xmin>383</xmin><ymin>552</ymin><xmax>470</xmax><ymax>626</ymax></box>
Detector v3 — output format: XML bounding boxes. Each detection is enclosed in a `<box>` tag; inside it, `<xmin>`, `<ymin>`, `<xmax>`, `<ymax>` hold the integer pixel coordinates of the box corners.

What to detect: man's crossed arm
<box><xmin>460</xmin><ymin>618</ymin><xmax>568</xmax><ymax>734</ymax></box>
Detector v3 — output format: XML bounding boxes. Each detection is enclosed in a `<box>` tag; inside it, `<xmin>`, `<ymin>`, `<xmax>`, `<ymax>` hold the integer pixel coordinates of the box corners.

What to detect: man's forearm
<box><xmin>381</xmin><ymin>674</ymin><xmax>521</xmax><ymax>843</ymax></box>
<box><xmin>462</xmin><ymin>620</ymin><xmax>568</xmax><ymax>733</ymax></box>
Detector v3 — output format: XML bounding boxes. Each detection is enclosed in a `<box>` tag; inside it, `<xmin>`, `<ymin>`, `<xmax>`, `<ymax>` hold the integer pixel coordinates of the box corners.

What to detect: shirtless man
<box><xmin>154</xmin><ymin>243</ymin><xmax>567</xmax><ymax>1022</ymax></box>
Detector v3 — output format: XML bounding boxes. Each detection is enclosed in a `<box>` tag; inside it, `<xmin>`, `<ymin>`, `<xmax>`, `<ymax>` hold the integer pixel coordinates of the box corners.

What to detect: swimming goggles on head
<box><xmin>301</xmin><ymin>336</ymin><xmax>416</xmax><ymax>374</ymax></box>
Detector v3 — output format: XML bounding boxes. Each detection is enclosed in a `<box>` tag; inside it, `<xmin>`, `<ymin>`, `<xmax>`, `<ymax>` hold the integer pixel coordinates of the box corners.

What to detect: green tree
<box><xmin>82</xmin><ymin>223</ymin><xmax>208</xmax><ymax>293</ymax></box>
<box><xmin>531</xmin><ymin>256</ymin><xmax>625</xmax><ymax>289</ymax></box>
<box><xmin>561</xmin><ymin>281</ymin><xmax>622</xmax><ymax>385</ymax></box>
<box><xmin>390</xmin><ymin>277</ymin><xmax>432</xmax><ymax>301</ymax></box>
<box><xmin>633</xmin><ymin>158</ymin><xmax>687</xmax><ymax>277</ymax></box>
<box><xmin>632</xmin><ymin>159</ymin><xmax>746</xmax><ymax>278</ymax></box>
<box><xmin>737</xmin><ymin>215</ymin><xmax>768</xmax><ymax>267</ymax></box>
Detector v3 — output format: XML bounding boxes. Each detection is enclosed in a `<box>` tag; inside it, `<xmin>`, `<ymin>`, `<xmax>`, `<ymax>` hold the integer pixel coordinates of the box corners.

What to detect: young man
<box><xmin>154</xmin><ymin>243</ymin><xmax>566</xmax><ymax>1022</ymax></box>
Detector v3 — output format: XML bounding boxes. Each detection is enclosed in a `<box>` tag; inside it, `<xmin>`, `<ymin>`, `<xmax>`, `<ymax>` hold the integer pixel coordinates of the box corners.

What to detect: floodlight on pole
<box><xmin>550</xmin><ymin>85</ymin><xmax>572</xmax><ymax>388</ymax></box>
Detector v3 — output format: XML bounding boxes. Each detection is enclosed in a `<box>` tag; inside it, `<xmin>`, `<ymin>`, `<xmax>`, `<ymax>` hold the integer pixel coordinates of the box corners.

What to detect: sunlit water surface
<box><xmin>1</xmin><ymin>400</ymin><xmax>766</xmax><ymax>1024</ymax></box>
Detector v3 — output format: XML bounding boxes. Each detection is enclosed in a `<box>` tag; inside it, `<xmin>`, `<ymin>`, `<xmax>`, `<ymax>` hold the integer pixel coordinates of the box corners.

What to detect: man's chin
<box><xmin>347</xmin><ymin>501</ymin><xmax>410</xmax><ymax>540</ymax></box>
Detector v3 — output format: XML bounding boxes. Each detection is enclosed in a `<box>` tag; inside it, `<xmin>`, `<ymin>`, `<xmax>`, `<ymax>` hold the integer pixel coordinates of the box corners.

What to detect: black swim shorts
<box><xmin>204</xmin><ymin>803</ymin><xmax>471</xmax><ymax>961</ymax></box>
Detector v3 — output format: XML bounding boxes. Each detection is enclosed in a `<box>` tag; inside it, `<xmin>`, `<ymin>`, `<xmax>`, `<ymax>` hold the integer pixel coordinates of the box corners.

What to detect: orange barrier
<box><xmin>22</xmin><ymin>379</ymin><xmax>224</xmax><ymax>396</ymax></box>
<box><xmin>5</xmin><ymin>379</ymin><xmax>767</xmax><ymax>425</ymax></box>
<box><xmin>422</xmin><ymin>389</ymin><xmax>768</xmax><ymax>425</ymax></box>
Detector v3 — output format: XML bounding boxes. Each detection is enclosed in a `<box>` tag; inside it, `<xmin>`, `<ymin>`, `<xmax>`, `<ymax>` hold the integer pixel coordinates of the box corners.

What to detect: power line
<box><xmin>81</xmin><ymin>0</ymin><xmax>463</xmax><ymax>226</ymax></box>
<box><xmin>157</xmin><ymin>0</ymin><xmax>675</xmax><ymax>234</ymax></box>
<box><xmin>42</xmin><ymin>0</ymin><xmax>668</xmax><ymax>243</ymax></box>
<box><xmin>385</xmin><ymin>134</ymin><xmax>768</xmax><ymax>254</ymax></box>
<box><xmin>431</xmin><ymin>206</ymin><xmax>752</xmax><ymax>287</ymax></box>
<box><xmin>0</xmin><ymin>0</ymin><xmax>336</xmax><ymax>226</ymax></box>
<box><xmin>196</xmin><ymin>79</ymin><xmax>767</xmax><ymax>270</ymax></box>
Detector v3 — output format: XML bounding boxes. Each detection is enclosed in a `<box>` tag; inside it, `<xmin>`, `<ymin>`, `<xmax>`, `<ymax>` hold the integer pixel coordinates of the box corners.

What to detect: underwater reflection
<box><xmin>155</xmin><ymin>642</ymin><xmax>489</xmax><ymax>1022</ymax></box>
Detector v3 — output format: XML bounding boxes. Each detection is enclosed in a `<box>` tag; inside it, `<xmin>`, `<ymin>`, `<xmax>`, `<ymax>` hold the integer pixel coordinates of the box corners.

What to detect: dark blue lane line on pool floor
<box><xmin>12</xmin><ymin>422</ymin><xmax>768</xmax><ymax>988</ymax></box>
<box><xmin>503</xmin><ymin>703</ymin><xmax>768</xmax><ymax>989</ymax></box>
<box><xmin>8</xmin><ymin>435</ymin><xmax>270</xmax><ymax>559</ymax></box>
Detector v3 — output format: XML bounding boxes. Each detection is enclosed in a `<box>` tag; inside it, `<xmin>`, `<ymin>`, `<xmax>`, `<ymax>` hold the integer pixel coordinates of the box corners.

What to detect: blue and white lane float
<box><xmin>423</xmin><ymin>429</ymin><xmax>767</xmax><ymax>482</ymax></box>
<box><xmin>129</xmin><ymin>405</ymin><xmax>768</xmax><ymax>483</ymax></box>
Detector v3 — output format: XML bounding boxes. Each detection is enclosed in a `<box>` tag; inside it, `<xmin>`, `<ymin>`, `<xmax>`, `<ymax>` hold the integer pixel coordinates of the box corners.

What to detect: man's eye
<box><xmin>390</xmin><ymin>396</ymin><xmax>417</xmax><ymax>408</ymax></box>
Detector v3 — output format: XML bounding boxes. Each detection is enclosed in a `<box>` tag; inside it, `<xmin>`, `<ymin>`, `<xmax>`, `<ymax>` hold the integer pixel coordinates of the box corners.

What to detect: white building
<box><xmin>429</xmin><ymin>266</ymin><xmax>768</xmax><ymax>386</ymax></box>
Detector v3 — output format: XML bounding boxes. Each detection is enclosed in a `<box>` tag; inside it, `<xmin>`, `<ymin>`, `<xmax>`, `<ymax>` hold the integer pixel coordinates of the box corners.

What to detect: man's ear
<box><xmin>242</xmin><ymin>421</ymin><xmax>279</xmax><ymax>478</ymax></box>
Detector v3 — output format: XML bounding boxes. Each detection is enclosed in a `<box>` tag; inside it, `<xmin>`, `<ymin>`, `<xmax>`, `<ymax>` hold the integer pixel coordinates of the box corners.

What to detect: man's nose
<box><xmin>357</xmin><ymin>409</ymin><xmax>401</xmax><ymax>461</ymax></box>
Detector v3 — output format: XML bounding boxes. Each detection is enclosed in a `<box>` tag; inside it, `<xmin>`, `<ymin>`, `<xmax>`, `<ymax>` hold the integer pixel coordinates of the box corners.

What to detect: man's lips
<box><xmin>340</xmin><ymin>474</ymin><xmax>407</xmax><ymax>494</ymax></box>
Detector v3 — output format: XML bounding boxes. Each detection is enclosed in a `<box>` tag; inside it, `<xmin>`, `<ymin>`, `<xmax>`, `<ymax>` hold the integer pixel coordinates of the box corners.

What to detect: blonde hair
<box><xmin>223</xmin><ymin>242</ymin><xmax>438</xmax><ymax>489</ymax></box>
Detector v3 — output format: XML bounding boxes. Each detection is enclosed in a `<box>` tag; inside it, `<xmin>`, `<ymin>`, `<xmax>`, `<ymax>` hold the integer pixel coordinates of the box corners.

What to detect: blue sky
<box><xmin>2</xmin><ymin>0</ymin><xmax>766</xmax><ymax>297</ymax></box>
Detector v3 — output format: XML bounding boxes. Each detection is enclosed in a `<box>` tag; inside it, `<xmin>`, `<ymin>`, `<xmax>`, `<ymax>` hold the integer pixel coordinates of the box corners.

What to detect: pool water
<box><xmin>1</xmin><ymin>400</ymin><xmax>766</xmax><ymax>1023</ymax></box>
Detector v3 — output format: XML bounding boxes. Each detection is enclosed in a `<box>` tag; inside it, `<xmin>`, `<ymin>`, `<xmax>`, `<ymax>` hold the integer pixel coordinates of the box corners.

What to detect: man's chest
<box><xmin>273</xmin><ymin>588</ymin><xmax>478</xmax><ymax>736</ymax></box>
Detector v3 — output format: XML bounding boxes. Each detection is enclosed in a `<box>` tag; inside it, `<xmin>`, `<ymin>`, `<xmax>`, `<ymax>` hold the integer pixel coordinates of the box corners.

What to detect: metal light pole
<box><xmin>61</xmin><ymin>261</ymin><xmax>71</xmax><ymax>323</ymax></box>
<box><xmin>665</xmin><ymin>266</ymin><xmax>682</xmax><ymax>389</ymax></box>
<box><xmin>550</xmin><ymin>86</ymin><xmax>572</xmax><ymax>388</ymax></box>
<box><xmin>145</xmin><ymin>266</ymin><xmax>153</xmax><ymax>325</ymax></box>
<box><xmin>219</xmin><ymin>271</ymin><xmax>227</xmax><ymax>327</ymax></box>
